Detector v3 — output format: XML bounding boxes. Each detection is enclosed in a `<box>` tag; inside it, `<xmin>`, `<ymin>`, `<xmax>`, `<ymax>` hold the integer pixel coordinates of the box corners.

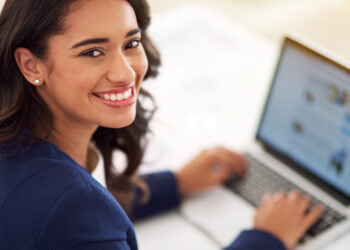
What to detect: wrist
<box><xmin>174</xmin><ymin>171</ymin><xmax>188</xmax><ymax>196</ymax></box>
<box><xmin>253</xmin><ymin>227</ymin><xmax>288</xmax><ymax>249</ymax></box>
<box><xmin>232</xmin><ymin>229</ymin><xmax>287</xmax><ymax>250</ymax></box>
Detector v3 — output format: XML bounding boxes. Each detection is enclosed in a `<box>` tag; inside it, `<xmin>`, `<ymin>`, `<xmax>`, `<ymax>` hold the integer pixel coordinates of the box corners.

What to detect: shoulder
<box><xmin>0</xmin><ymin>140</ymin><xmax>99</xmax><ymax>200</ymax></box>
<box><xmin>37</xmin><ymin>182</ymin><xmax>134</xmax><ymax>249</ymax></box>
<box><xmin>1</xmin><ymin>153</ymin><xmax>135</xmax><ymax>249</ymax></box>
<box><xmin>0</xmin><ymin>153</ymin><xmax>92</xmax><ymax>207</ymax></box>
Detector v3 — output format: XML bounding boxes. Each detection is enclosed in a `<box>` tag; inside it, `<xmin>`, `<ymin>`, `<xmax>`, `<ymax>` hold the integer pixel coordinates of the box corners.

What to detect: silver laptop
<box><xmin>224</xmin><ymin>36</ymin><xmax>350</xmax><ymax>249</ymax></box>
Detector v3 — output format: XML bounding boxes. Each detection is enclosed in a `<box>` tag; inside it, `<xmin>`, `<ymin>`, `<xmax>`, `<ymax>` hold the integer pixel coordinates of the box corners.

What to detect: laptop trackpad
<box><xmin>180</xmin><ymin>186</ymin><xmax>255</xmax><ymax>247</ymax></box>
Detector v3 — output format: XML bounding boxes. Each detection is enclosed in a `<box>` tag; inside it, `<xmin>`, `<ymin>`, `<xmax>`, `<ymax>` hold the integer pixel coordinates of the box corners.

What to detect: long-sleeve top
<box><xmin>0</xmin><ymin>140</ymin><xmax>286</xmax><ymax>250</ymax></box>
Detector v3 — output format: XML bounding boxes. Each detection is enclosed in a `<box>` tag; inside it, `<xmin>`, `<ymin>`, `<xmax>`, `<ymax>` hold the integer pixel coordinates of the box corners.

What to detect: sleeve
<box><xmin>223</xmin><ymin>229</ymin><xmax>286</xmax><ymax>250</ymax></box>
<box><xmin>36</xmin><ymin>183</ymin><xmax>138</xmax><ymax>250</ymax></box>
<box><xmin>131</xmin><ymin>171</ymin><xmax>181</xmax><ymax>221</ymax></box>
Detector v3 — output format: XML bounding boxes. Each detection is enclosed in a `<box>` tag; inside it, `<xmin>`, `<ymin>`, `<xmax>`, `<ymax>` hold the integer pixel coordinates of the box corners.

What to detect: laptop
<box><xmin>224</xmin><ymin>35</ymin><xmax>350</xmax><ymax>249</ymax></box>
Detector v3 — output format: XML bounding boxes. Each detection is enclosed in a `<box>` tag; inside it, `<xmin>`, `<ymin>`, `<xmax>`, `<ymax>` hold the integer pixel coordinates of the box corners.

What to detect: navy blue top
<box><xmin>0</xmin><ymin>140</ymin><xmax>286</xmax><ymax>250</ymax></box>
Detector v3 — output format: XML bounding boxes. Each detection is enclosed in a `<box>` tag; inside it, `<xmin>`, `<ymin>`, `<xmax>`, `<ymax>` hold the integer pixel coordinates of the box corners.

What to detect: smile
<box><xmin>93</xmin><ymin>84</ymin><xmax>136</xmax><ymax>108</ymax></box>
<box><xmin>101</xmin><ymin>89</ymin><xmax>132</xmax><ymax>101</ymax></box>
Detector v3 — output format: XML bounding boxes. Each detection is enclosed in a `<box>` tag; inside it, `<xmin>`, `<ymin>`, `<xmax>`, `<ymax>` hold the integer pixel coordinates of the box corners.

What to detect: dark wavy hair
<box><xmin>0</xmin><ymin>0</ymin><xmax>160</xmax><ymax>213</ymax></box>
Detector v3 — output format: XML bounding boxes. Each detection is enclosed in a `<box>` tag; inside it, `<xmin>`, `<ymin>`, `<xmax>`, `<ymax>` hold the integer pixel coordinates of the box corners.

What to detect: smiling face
<box><xmin>37</xmin><ymin>0</ymin><xmax>148</xmax><ymax>130</ymax></box>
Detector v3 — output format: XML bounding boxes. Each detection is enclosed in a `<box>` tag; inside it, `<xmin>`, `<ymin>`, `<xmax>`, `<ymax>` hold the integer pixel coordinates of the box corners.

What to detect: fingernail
<box><xmin>212</xmin><ymin>164</ymin><xmax>223</xmax><ymax>172</ymax></box>
<box><xmin>317</xmin><ymin>205</ymin><xmax>325</xmax><ymax>211</ymax></box>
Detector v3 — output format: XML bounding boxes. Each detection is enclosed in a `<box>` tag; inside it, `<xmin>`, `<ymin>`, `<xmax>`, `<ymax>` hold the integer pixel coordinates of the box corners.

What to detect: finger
<box><xmin>231</xmin><ymin>154</ymin><xmax>249</xmax><ymax>176</ymax></box>
<box><xmin>212</xmin><ymin>147</ymin><xmax>248</xmax><ymax>168</ymax></box>
<box><xmin>224</xmin><ymin>150</ymin><xmax>249</xmax><ymax>172</ymax></box>
<box><xmin>211</xmin><ymin>164</ymin><xmax>233</xmax><ymax>183</ymax></box>
<box><xmin>225</xmin><ymin>160</ymin><xmax>246</xmax><ymax>177</ymax></box>
<box><xmin>273</xmin><ymin>190</ymin><xmax>287</xmax><ymax>201</ymax></box>
<box><xmin>209</xmin><ymin>155</ymin><xmax>242</xmax><ymax>176</ymax></box>
<box><xmin>274</xmin><ymin>190</ymin><xmax>286</xmax><ymax>197</ymax></box>
<box><xmin>213</xmin><ymin>149</ymin><xmax>248</xmax><ymax>176</ymax></box>
<box><xmin>258</xmin><ymin>193</ymin><xmax>273</xmax><ymax>208</ymax></box>
<box><xmin>302</xmin><ymin>205</ymin><xmax>324</xmax><ymax>231</ymax></box>
<box><xmin>298</xmin><ymin>195</ymin><xmax>311</xmax><ymax>212</ymax></box>
<box><xmin>262</xmin><ymin>193</ymin><xmax>273</xmax><ymax>203</ymax></box>
<box><xmin>212</xmin><ymin>164</ymin><xmax>225</xmax><ymax>172</ymax></box>
<box><xmin>287</xmin><ymin>190</ymin><xmax>301</xmax><ymax>202</ymax></box>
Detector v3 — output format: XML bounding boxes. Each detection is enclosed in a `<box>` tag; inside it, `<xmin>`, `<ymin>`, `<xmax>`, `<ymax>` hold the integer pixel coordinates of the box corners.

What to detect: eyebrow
<box><xmin>126</xmin><ymin>28</ymin><xmax>141</xmax><ymax>37</ymax></box>
<box><xmin>71</xmin><ymin>28</ymin><xmax>141</xmax><ymax>49</ymax></box>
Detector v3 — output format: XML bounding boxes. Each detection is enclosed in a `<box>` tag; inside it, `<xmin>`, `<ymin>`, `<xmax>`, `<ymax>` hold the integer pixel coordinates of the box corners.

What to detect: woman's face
<box><xmin>38</xmin><ymin>0</ymin><xmax>148</xmax><ymax>130</ymax></box>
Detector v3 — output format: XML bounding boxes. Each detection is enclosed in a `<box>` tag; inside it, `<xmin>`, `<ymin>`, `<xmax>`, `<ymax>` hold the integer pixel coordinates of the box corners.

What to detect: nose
<box><xmin>106</xmin><ymin>51</ymin><xmax>135</xmax><ymax>84</ymax></box>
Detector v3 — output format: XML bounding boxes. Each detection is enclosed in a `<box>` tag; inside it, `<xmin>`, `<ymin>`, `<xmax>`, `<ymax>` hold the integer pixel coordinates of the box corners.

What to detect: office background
<box><xmin>148</xmin><ymin>0</ymin><xmax>350</xmax><ymax>60</ymax></box>
<box><xmin>1</xmin><ymin>0</ymin><xmax>350</xmax><ymax>249</ymax></box>
<box><xmin>133</xmin><ymin>1</ymin><xmax>350</xmax><ymax>249</ymax></box>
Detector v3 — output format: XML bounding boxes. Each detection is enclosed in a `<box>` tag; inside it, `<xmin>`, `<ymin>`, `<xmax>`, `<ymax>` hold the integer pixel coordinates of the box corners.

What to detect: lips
<box><xmin>94</xmin><ymin>88</ymin><xmax>132</xmax><ymax>101</ymax></box>
<box><xmin>94</xmin><ymin>83</ymin><xmax>134</xmax><ymax>97</ymax></box>
<box><xmin>92</xmin><ymin>83</ymin><xmax>136</xmax><ymax>108</ymax></box>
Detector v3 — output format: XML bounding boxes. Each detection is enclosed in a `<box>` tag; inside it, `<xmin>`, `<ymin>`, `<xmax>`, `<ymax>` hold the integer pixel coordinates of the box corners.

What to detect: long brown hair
<box><xmin>0</xmin><ymin>0</ymin><xmax>160</xmax><ymax>212</ymax></box>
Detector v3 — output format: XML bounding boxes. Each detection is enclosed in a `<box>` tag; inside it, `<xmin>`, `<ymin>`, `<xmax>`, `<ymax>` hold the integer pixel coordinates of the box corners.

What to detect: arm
<box><xmin>131</xmin><ymin>171</ymin><xmax>181</xmax><ymax>221</ymax></box>
<box><xmin>224</xmin><ymin>229</ymin><xmax>286</xmax><ymax>250</ymax></box>
<box><xmin>131</xmin><ymin>171</ymin><xmax>286</xmax><ymax>249</ymax></box>
<box><xmin>37</xmin><ymin>183</ymin><xmax>137</xmax><ymax>250</ymax></box>
<box><xmin>131</xmin><ymin>147</ymin><xmax>247</xmax><ymax>221</ymax></box>
<box><xmin>131</xmin><ymin>149</ymin><xmax>322</xmax><ymax>248</ymax></box>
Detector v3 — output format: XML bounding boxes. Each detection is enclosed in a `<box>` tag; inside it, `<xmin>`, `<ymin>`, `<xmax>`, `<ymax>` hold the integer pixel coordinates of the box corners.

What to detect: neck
<box><xmin>34</xmin><ymin>120</ymin><xmax>98</xmax><ymax>169</ymax></box>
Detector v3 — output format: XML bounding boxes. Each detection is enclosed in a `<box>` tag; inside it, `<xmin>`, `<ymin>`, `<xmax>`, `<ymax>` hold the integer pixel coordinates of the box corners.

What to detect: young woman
<box><xmin>0</xmin><ymin>0</ymin><xmax>323</xmax><ymax>249</ymax></box>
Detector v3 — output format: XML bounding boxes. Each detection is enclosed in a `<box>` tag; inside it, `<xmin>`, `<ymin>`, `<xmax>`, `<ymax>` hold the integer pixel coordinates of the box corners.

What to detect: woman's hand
<box><xmin>254</xmin><ymin>190</ymin><xmax>324</xmax><ymax>249</ymax></box>
<box><xmin>175</xmin><ymin>147</ymin><xmax>248</xmax><ymax>195</ymax></box>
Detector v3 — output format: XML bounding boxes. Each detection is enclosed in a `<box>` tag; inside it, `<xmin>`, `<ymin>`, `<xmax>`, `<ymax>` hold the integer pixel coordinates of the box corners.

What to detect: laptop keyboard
<box><xmin>224</xmin><ymin>153</ymin><xmax>346</xmax><ymax>242</ymax></box>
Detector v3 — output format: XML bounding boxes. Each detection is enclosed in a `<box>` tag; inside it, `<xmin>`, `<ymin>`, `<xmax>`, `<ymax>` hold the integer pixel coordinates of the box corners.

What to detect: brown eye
<box><xmin>81</xmin><ymin>49</ymin><xmax>104</xmax><ymax>57</ymax></box>
<box><xmin>124</xmin><ymin>40</ymin><xmax>140</xmax><ymax>50</ymax></box>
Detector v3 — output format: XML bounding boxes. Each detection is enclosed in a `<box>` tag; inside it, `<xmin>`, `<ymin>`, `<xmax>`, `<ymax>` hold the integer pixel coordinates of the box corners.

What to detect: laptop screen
<box><xmin>257</xmin><ymin>37</ymin><xmax>350</xmax><ymax>201</ymax></box>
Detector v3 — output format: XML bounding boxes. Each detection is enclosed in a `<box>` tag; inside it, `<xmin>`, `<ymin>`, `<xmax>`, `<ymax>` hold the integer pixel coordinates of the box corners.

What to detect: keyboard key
<box><xmin>224</xmin><ymin>153</ymin><xmax>346</xmax><ymax>242</ymax></box>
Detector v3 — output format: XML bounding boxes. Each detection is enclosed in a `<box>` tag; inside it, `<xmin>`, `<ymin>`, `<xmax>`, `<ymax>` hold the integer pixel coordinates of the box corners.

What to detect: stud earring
<box><xmin>34</xmin><ymin>79</ymin><xmax>40</xmax><ymax>85</ymax></box>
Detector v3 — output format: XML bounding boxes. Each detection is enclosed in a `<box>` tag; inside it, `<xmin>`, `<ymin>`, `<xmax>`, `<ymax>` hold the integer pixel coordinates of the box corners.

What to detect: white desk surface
<box><xmin>134</xmin><ymin>5</ymin><xmax>350</xmax><ymax>250</ymax></box>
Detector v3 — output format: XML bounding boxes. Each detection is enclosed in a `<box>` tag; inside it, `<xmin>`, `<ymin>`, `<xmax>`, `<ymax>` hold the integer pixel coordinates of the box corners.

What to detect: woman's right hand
<box><xmin>253</xmin><ymin>190</ymin><xmax>324</xmax><ymax>249</ymax></box>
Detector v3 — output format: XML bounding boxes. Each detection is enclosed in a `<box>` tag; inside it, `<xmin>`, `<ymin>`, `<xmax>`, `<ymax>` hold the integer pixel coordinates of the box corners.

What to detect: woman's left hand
<box><xmin>175</xmin><ymin>147</ymin><xmax>248</xmax><ymax>196</ymax></box>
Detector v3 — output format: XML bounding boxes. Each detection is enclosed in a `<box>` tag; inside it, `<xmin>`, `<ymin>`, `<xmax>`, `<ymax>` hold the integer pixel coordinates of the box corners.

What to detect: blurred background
<box><xmin>134</xmin><ymin>3</ymin><xmax>350</xmax><ymax>250</ymax></box>
<box><xmin>148</xmin><ymin>0</ymin><xmax>350</xmax><ymax>58</ymax></box>
<box><xmin>139</xmin><ymin>0</ymin><xmax>350</xmax><ymax>172</ymax></box>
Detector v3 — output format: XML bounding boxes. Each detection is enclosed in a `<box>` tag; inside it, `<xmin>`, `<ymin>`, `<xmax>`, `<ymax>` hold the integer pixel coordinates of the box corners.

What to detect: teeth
<box><xmin>110</xmin><ymin>94</ymin><xmax>117</xmax><ymax>101</ymax></box>
<box><xmin>124</xmin><ymin>89</ymin><xmax>132</xmax><ymax>99</ymax></box>
<box><xmin>101</xmin><ymin>88</ymin><xmax>133</xmax><ymax>101</ymax></box>
<box><xmin>104</xmin><ymin>94</ymin><xmax>110</xmax><ymax>101</ymax></box>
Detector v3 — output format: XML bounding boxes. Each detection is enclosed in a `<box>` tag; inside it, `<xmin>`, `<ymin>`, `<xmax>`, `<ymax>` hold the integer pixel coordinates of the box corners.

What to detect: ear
<box><xmin>14</xmin><ymin>47</ymin><xmax>45</xmax><ymax>87</ymax></box>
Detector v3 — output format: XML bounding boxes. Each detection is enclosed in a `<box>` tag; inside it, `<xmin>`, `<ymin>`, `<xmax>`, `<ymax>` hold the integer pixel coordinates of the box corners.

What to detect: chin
<box><xmin>100</xmin><ymin>113</ymin><xmax>136</xmax><ymax>129</ymax></box>
<box><xmin>116</xmin><ymin>117</ymin><xmax>136</xmax><ymax>128</ymax></box>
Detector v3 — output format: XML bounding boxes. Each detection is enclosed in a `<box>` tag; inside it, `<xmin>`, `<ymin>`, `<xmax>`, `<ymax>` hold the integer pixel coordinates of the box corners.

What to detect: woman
<box><xmin>0</xmin><ymin>0</ymin><xmax>323</xmax><ymax>249</ymax></box>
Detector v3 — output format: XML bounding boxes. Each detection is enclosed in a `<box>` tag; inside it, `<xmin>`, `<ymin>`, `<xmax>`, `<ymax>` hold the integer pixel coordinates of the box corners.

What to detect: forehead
<box><xmin>60</xmin><ymin>0</ymin><xmax>138</xmax><ymax>40</ymax></box>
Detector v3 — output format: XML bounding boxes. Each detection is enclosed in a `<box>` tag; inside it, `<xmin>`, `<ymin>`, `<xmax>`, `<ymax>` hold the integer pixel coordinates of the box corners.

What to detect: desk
<box><xmin>136</xmin><ymin>187</ymin><xmax>350</xmax><ymax>250</ymax></box>
<box><xmin>133</xmin><ymin>6</ymin><xmax>350</xmax><ymax>250</ymax></box>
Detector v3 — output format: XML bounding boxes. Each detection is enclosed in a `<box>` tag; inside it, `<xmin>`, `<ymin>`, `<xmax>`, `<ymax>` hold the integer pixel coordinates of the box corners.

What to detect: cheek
<box><xmin>141</xmin><ymin>53</ymin><xmax>149</xmax><ymax>77</ymax></box>
<box><xmin>135</xmin><ymin>49</ymin><xmax>149</xmax><ymax>82</ymax></box>
<box><xmin>44</xmin><ymin>65</ymin><xmax>100</xmax><ymax>117</ymax></box>
<box><xmin>49</xmin><ymin>59</ymin><xmax>100</xmax><ymax>94</ymax></box>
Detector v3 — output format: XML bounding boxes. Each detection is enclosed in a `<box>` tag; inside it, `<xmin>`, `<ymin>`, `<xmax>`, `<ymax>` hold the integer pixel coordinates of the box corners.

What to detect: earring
<box><xmin>34</xmin><ymin>79</ymin><xmax>40</xmax><ymax>85</ymax></box>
